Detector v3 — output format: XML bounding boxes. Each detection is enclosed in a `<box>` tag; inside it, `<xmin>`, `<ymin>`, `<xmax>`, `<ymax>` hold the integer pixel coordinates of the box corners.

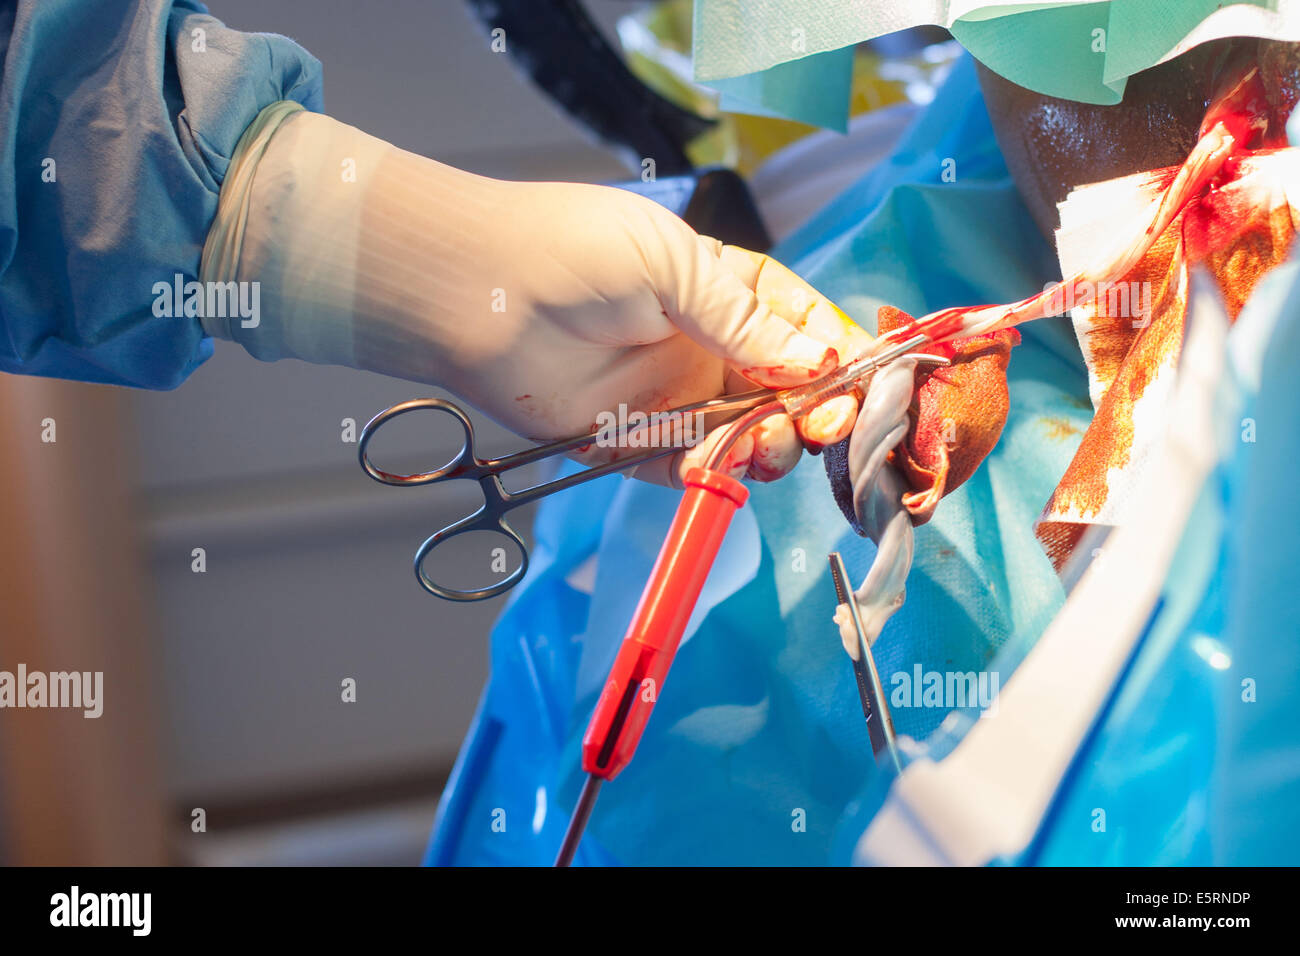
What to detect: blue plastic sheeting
<box><xmin>427</xmin><ymin>55</ymin><xmax>1096</xmax><ymax>866</ymax></box>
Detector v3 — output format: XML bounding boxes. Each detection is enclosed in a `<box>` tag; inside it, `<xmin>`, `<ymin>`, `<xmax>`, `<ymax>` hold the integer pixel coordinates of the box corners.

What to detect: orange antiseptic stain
<box><xmin>1037</xmin><ymin>149</ymin><xmax>1296</xmax><ymax>570</ymax></box>
<box><xmin>1055</xmin><ymin>223</ymin><xmax>1186</xmax><ymax>522</ymax></box>
<box><xmin>1039</xmin><ymin>417</ymin><xmax>1083</xmax><ymax>441</ymax></box>
<box><xmin>1080</xmin><ymin>221</ymin><xmax>1184</xmax><ymax>396</ymax></box>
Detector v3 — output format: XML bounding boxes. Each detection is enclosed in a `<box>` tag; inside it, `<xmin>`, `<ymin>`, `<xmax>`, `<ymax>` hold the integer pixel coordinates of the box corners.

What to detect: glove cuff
<box><xmin>200</xmin><ymin>100</ymin><xmax>305</xmax><ymax>340</ymax></box>
<box><xmin>199</xmin><ymin>105</ymin><xmax>505</xmax><ymax>388</ymax></box>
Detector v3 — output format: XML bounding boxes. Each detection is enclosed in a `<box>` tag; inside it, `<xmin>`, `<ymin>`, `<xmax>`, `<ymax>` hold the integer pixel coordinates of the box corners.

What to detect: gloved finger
<box><xmin>721</xmin><ymin>366</ymin><xmax>859</xmax><ymax>455</ymax></box>
<box><xmin>718</xmin><ymin>244</ymin><xmax>875</xmax><ymax>364</ymax></box>
<box><xmin>713</xmin><ymin>244</ymin><xmax>868</xmax><ymax>449</ymax></box>
<box><xmin>676</xmin><ymin>424</ymin><xmax>754</xmax><ymax>488</ymax></box>
<box><xmin>648</xmin><ymin>411</ymin><xmax>804</xmax><ymax>486</ymax></box>
<box><xmin>746</xmin><ymin>412</ymin><xmax>803</xmax><ymax>482</ymax></box>
<box><xmin>660</xmin><ymin>234</ymin><xmax>840</xmax><ymax>389</ymax></box>
<box><xmin>797</xmin><ymin>393</ymin><xmax>859</xmax><ymax>450</ymax></box>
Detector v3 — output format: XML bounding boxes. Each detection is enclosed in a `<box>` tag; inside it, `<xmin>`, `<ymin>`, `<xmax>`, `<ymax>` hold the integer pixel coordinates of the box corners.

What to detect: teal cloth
<box><xmin>710</xmin><ymin>48</ymin><xmax>856</xmax><ymax>133</ymax></box>
<box><xmin>426</xmin><ymin>55</ymin><xmax>1093</xmax><ymax>866</ymax></box>
<box><xmin>693</xmin><ymin>0</ymin><xmax>1295</xmax><ymax>128</ymax></box>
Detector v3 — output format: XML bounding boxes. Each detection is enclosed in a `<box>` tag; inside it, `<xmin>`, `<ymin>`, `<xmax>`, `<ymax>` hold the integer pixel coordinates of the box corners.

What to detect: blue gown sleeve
<box><xmin>0</xmin><ymin>0</ymin><xmax>324</xmax><ymax>389</ymax></box>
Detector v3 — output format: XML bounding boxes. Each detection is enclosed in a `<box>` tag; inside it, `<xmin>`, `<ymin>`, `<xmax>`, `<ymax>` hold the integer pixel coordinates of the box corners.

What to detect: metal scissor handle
<box><xmin>411</xmin><ymin>506</ymin><xmax>530</xmax><ymax>602</ymax></box>
<box><xmin>359</xmin><ymin>397</ymin><xmax>486</xmax><ymax>487</ymax></box>
<box><xmin>359</xmin><ymin>398</ymin><xmax>532</xmax><ymax>601</ymax></box>
<box><xmin>359</xmin><ymin>390</ymin><xmax>781</xmax><ymax>601</ymax></box>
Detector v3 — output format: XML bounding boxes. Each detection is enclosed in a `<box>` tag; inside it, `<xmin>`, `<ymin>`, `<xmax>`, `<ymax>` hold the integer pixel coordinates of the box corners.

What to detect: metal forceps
<box><xmin>359</xmin><ymin>332</ymin><xmax>940</xmax><ymax>603</ymax></box>
<box><xmin>358</xmin><ymin>389</ymin><xmax>772</xmax><ymax>601</ymax></box>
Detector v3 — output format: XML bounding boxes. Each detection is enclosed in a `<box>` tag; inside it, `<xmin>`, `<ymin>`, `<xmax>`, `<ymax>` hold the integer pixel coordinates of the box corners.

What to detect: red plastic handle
<box><xmin>581</xmin><ymin>466</ymin><xmax>749</xmax><ymax>780</ymax></box>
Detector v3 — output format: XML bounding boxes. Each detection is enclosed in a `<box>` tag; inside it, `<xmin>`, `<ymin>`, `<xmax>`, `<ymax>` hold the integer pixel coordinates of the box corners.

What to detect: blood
<box><xmin>1034</xmin><ymin>58</ymin><xmax>1297</xmax><ymax>569</ymax></box>
<box><xmin>912</xmin><ymin>308</ymin><xmax>972</xmax><ymax>343</ymax></box>
<box><xmin>887</xmin><ymin>60</ymin><xmax>1273</xmax><ymax>355</ymax></box>
<box><xmin>743</xmin><ymin>363</ymin><xmax>821</xmax><ymax>380</ymax></box>
<box><xmin>741</xmin><ymin>352</ymin><xmax>836</xmax><ymax>384</ymax></box>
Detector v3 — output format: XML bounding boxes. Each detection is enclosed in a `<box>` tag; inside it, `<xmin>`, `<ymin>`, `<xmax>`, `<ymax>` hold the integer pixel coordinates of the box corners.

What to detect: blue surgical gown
<box><xmin>0</xmin><ymin>0</ymin><xmax>322</xmax><ymax>388</ymax></box>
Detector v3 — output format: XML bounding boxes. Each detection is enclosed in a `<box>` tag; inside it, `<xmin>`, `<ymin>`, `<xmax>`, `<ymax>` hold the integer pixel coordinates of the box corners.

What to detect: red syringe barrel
<box><xmin>581</xmin><ymin>466</ymin><xmax>749</xmax><ymax>780</ymax></box>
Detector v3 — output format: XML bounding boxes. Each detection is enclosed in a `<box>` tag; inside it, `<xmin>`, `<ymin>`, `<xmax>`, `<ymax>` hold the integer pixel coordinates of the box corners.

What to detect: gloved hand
<box><xmin>202</xmin><ymin>102</ymin><xmax>872</xmax><ymax>486</ymax></box>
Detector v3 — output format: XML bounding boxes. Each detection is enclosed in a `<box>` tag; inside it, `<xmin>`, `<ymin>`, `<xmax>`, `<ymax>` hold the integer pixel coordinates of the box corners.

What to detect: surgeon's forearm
<box><xmin>201</xmin><ymin>102</ymin><xmax>511</xmax><ymax>391</ymax></box>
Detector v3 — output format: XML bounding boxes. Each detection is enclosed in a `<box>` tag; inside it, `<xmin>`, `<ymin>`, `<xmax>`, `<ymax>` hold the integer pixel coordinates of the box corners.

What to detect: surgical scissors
<box><xmin>359</xmin><ymin>333</ymin><xmax>941</xmax><ymax>601</ymax></box>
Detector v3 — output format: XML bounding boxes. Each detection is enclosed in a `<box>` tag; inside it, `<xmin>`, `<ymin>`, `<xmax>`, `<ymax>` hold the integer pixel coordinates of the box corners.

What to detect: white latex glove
<box><xmin>202</xmin><ymin>103</ymin><xmax>873</xmax><ymax>485</ymax></box>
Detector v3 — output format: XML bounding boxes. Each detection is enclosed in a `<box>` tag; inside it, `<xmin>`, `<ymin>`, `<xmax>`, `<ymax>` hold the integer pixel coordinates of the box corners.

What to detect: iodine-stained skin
<box><xmin>828</xmin><ymin>38</ymin><xmax>1300</xmax><ymax>554</ymax></box>
<box><xmin>982</xmin><ymin>38</ymin><xmax>1300</xmax><ymax>567</ymax></box>
<box><xmin>977</xmin><ymin>38</ymin><xmax>1300</xmax><ymax>240</ymax></box>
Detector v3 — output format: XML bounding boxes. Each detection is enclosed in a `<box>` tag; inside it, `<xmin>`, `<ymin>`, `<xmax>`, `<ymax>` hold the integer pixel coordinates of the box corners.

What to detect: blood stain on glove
<box><xmin>739</xmin><ymin>348</ymin><xmax>838</xmax><ymax>388</ymax></box>
<box><xmin>746</xmin><ymin>416</ymin><xmax>798</xmax><ymax>482</ymax></box>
